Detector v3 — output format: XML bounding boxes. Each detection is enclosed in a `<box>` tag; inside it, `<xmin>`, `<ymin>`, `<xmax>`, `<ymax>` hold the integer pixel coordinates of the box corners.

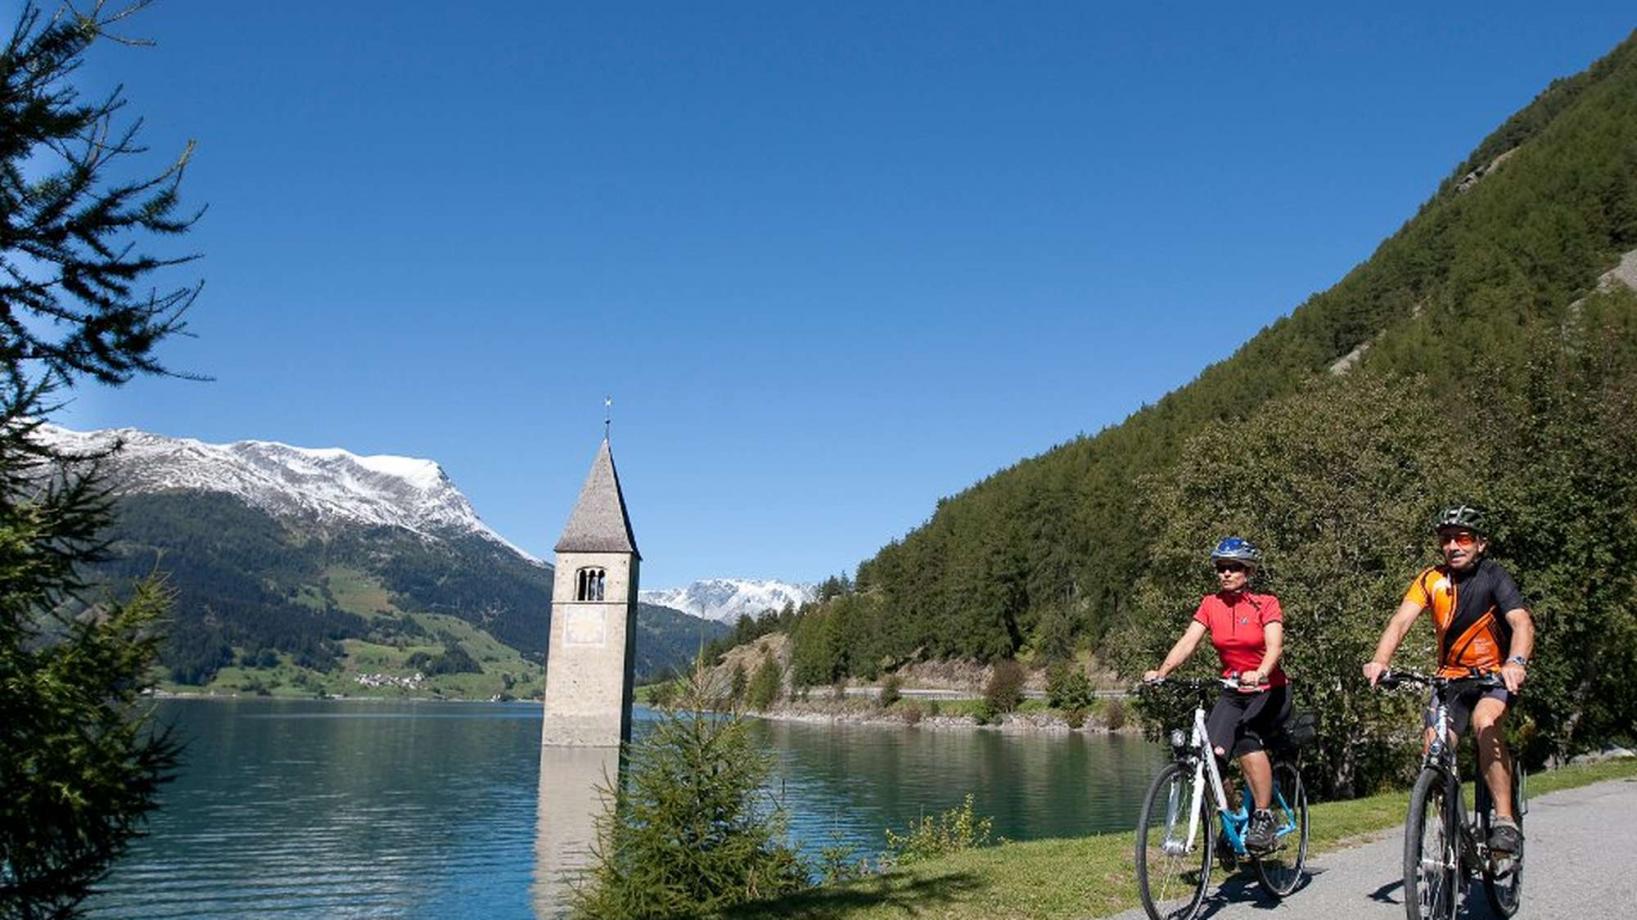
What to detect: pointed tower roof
<box><xmin>555</xmin><ymin>439</ymin><xmax>640</xmax><ymax>558</ymax></box>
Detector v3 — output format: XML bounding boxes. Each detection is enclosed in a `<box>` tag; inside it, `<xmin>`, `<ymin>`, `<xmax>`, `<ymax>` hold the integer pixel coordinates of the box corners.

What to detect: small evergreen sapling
<box><xmin>573</xmin><ymin>670</ymin><xmax>809</xmax><ymax>918</ymax></box>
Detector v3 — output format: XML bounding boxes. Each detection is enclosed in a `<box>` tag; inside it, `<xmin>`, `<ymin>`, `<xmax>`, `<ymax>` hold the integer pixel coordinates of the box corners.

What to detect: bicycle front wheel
<box><xmin>1404</xmin><ymin>768</ymin><xmax>1459</xmax><ymax>920</ymax></box>
<box><xmin>1252</xmin><ymin>760</ymin><xmax>1309</xmax><ymax>898</ymax></box>
<box><xmin>1135</xmin><ymin>761</ymin><xmax>1215</xmax><ymax>920</ymax></box>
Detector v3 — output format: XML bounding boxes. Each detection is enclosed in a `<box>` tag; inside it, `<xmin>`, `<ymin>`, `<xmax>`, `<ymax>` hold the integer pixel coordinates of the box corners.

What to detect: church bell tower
<box><xmin>541</xmin><ymin>437</ymin><xmax>640</xmax><ymax>747</ymax></box>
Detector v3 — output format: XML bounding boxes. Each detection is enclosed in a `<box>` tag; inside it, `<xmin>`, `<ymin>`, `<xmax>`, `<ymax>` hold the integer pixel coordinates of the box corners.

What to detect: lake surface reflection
<box><xmin>86</xmin><ymin>699</ymin><xmax>1164</xmax><ymax>918</ymax></box>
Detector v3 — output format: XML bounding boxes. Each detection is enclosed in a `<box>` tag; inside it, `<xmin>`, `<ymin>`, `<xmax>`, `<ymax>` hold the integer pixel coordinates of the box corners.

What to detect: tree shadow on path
<box><xmin>1189</xmin><ymin>865</ymin><xmax>1322</xmax><ymax>918</ymax></box>
<box><xmin>723</xmin><ymin>869</ymin><xmax>984</xmax><ymax>919</ymax></box>
<box><xmin>1367</xmin><ymin>876</ymin><xmax>1503</xmax><ymax>919</ymax></box>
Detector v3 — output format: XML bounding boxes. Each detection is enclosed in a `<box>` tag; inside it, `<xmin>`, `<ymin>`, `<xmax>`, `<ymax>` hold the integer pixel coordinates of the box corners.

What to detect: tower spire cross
<box><xmin>604</xmin><ymin>396</ymin><xmax>612</xmax><ymax>440</ymax></box>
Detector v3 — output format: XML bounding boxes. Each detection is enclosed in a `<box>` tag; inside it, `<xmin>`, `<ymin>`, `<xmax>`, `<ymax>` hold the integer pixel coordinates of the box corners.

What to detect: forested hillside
<box><xmin>90</xmin><ymin>491</ymin><xmax>727</xmax><ymax>695</ymax></box>
<box><xmin>786</xmin><ymin>29</ymin><xmax>1637</xmax><ymax>785</ymax></box>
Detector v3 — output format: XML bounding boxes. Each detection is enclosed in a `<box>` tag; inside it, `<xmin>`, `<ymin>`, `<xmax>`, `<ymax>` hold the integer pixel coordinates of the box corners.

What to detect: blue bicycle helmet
<box><xmin>1210</xmin><ymin>536</ymin><xmax>1262</xmax><ymax>568</ymax></box>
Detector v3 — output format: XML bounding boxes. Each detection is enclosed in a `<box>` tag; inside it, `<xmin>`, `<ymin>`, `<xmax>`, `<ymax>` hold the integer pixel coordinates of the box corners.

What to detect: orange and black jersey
<box><xmin>1403</xmin><ymin>557</ymin><xmax>1527</xmax><ymax>678</ymax></box>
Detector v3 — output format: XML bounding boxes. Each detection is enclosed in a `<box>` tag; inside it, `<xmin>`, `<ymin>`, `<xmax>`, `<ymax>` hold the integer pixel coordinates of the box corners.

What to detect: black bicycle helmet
<box><xmin>1434</xmin><ymin>503</ymin><xmax>1488</xmax><ymax>537</ymax></box>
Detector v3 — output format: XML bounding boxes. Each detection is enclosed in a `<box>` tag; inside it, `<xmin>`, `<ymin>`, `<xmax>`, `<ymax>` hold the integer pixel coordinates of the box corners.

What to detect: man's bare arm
<box><xmin>1363</xmin><ymin>599</ymin><xmax>1424</xmax><ymax>685</ymax></box>
<box><xmin>1500</xmin><ymin>607</ymin><xmax>1534</xmax><ymax>692</ymax></box>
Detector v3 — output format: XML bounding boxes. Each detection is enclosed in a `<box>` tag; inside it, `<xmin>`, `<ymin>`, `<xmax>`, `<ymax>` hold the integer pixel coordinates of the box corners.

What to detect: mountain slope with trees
<box><xmin>785</xmin><ymin>28</ymin><xmax>1637</xmax><ymax>786</ymax></box>
<box><xmin>88</xmin><ymin>487</ymin><xmax>728</xmax><ymax>695</ymax></box>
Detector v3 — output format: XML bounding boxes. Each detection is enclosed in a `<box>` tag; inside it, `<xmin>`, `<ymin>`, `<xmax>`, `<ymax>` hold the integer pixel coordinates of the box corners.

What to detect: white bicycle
<box><xmin>1134</xmin><ymin>677</ymin><xmax>1311</xmax><ymax>920</ymax></box>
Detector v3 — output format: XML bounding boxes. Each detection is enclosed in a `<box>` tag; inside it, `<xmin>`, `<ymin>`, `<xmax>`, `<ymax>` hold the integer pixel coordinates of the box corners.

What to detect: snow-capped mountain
<box><xmin>35</xmin><ymin>424</ymin><xmax>537</xmax><ymax>561</ymax></box>
<box><xmin>640</xmin><ymin>578</ymin><xmax>816</xmax><ymax>624</ymax></box>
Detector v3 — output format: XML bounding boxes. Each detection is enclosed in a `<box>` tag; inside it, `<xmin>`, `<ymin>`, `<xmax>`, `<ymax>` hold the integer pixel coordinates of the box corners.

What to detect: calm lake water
<box><xmin>86</xmin><ymin>698</ymin><xmax>1164</xmax><ymax>918</ymax></box>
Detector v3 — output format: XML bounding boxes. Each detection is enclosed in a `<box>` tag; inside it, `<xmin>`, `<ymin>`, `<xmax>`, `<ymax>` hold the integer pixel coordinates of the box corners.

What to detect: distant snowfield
<box><xmin>639</xmin><ymin>578</ymin><xmax>816</xmax><ymax>623</ymax></box>
<box><xmin>34</xmin><ymin>424</ymin><xmax>540</xmax><ymax>562</ymax></box>
<box><xmin>33</xmin><ymin>428</ymin><xmax>821</xmax><ymax>599</ymax></box>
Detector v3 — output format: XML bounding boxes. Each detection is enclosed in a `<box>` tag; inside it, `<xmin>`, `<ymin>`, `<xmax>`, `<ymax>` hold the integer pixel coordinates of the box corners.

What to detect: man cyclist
<box><xmin>1362</xmin><ymin>504</ymin><xmax>1535</xmax><ymax>854</ymax></box>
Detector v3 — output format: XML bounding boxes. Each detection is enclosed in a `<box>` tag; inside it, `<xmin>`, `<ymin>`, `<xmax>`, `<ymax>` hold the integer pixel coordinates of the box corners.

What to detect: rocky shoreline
<box><xmin>739</xmin><ymin>697</ymin><xmax>1139</xmax><ymax>735</ymax></box>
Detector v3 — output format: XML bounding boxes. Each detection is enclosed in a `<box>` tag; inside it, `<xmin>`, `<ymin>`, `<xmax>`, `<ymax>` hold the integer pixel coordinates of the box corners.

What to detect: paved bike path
<box><xmin>1105</xmin><ymin>775</ymin><xmax>1637</xmax><ymax>920</ymax></box>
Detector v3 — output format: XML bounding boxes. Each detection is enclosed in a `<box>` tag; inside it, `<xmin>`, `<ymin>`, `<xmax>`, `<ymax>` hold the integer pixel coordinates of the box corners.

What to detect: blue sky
<box><xmin>52</xmin><ymin>1</ymin><xmax>1636</xmax><ymax>588</ymax></box>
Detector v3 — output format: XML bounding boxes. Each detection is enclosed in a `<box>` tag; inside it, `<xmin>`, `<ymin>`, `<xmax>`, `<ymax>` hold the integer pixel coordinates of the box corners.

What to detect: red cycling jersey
<box><xmin>1192</xmin><ymin>591</ymin><xmax>1287</xmax><ymax>687</ymax></box>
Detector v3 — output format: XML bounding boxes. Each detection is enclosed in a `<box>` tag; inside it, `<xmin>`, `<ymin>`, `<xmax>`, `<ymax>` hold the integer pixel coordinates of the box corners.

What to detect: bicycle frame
<box><xmin>1163</xmin><ymin>683</ymin><xmax>1299</xmax><ymax>858</ymax></box>
<box><xmin>1420</xmin><ymin>688</ymin><xmax>1480</xmax><ymax>873</ymax></box>
<box><xmin>1396</xmin><ymin>672</ymin><xmax>1521</xmax><ymax>875</ymax></box>
<box><xmin>1173</xmin><ymin>705</ymin><xmax>1228</xmax><ymax>854</ymax></box>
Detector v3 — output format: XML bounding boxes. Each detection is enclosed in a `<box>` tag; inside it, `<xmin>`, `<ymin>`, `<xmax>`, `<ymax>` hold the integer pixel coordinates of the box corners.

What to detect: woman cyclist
<box><xmin>1144</xmin><ymin>537</ymin><xmax>1291</xmax><ymax>854</ymax></box>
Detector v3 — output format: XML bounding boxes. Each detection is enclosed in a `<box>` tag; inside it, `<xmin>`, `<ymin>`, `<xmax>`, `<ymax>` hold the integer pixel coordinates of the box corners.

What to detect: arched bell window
<box><xmin>575</xmin><ymin>567</ymin><xmax>607</xmax><ymax>601</ymax></box>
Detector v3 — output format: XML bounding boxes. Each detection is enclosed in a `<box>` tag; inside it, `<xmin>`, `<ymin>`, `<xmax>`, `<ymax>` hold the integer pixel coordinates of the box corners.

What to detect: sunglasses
<box><xmin>1439</xmin><ymin>531</ymin><xmax>1479</xmax><ymax>548</ymax></box>
<box><xmin>1214</xmin><ymin>563</ymin><xmax>1247</xmax><ymax>574</ymax></box>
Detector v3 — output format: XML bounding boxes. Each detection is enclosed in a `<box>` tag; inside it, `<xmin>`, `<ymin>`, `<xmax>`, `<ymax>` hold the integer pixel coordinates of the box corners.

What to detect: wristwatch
<box><xmin>1506</xmin><ymin>655</ymin><xmax>1529</xmax><ymax>667</ymax></box>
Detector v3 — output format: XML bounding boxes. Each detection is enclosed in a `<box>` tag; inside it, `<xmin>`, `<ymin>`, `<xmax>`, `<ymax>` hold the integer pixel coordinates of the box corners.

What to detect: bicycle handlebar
<box><xmin>1138</xmin><ymin>675</ymin><xmax>1249</xmax><ymax>693</ymax></box>
<box><xmin>1376</xmin><ymin>669</ymin><xmax>1506</xmax><ymax>692</ymax></box>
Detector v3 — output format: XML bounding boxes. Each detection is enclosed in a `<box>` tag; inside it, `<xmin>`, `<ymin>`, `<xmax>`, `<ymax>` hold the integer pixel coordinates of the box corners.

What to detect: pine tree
<box><xmin>1</xmin><ymin>2</ymin><xmax>201</xmax><ymax>914</ymax></box>
<box><xmin>573</xmin><ymin>670</ymin><xmax>808</xmax><ymax>918</ymax></box>
<box><xmin>746</xmin><ymin>655</ymin><xmax>782</xmax><ymax>712</ymax></box>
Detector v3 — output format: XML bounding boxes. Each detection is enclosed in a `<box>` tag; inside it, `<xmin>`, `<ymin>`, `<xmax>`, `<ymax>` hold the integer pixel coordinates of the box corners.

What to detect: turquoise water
<box><xmin>85</xmin><ymin>699</ymin><xmax>1164</xmax><ymax>918</ymax></box>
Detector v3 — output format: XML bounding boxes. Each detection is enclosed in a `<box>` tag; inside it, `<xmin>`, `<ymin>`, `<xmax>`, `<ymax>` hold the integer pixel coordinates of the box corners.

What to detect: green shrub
<box><xmin>1046</xmin><ymin>663</ymin><xmax>1093</xmax><ymax>711</ymax></box>
<box><xmin>900</xmin><ymin>701</ymin><xmax>924</xmax><ymax>725</ymax></box>
<box><xmin>926</xmin><ymin>699</ymin><xmax>941</xmax><ymax>717</ymax></box>
<box><xmin>574</xmin><ymin>674</ymin><xmax>809</xmax><ymax>918</ymax></box>
<box><xmin>882</xmin><ymin>794</ymin><xmax>995</xmax><ymax>866</ymax></box>
<box><xmin>747</xmin><ymin>656</ymin><xmax>782</xmax><ymax>712</ymax></box>
<box><xmin>1064</xmin><ymin>707</ymin><xmax>1087</xmax><ymax>729</ymax></box>
<box><xmin>1104</xmin><ymin>698</ymin><xmax>1127</xmax><ymax>731</ymax></box>
<box><xmin>984</xmin><ymin>659</ymin><xmax>1025</xmax><ymax>714</ymax></box>
<box><xmin>878</xmin><ymin>674</ymin><xmax>902</xmax><ymax>708</ymax></box>
<box><xmin>729</xmin><ymin>662</ymin><xmax>748</xmax><ymax>703</ymax></box>
<box><xmin>817</xmin><ymin>830</ymin><xmax>870</xmax><ymax>884</ymax></box>
<box><xmin>648</xmin><ymin>679</ymin><xmax>678</xmax><ymax>710</ymax></box>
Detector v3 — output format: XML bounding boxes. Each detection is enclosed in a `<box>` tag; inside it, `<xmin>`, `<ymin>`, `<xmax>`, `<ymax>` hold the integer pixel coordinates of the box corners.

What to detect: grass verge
<box><xmin>731</xmin><ymin>757</ymin><xmax>1637</xmax><ymax>920</ymax></box>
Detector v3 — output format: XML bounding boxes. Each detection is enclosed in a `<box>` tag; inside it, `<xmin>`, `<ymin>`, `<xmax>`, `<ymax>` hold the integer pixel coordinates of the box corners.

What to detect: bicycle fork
<box><xmin>1166</xmin><ymin>708</ymin><xmax>1229</xmax><ymax>856</ymax></box>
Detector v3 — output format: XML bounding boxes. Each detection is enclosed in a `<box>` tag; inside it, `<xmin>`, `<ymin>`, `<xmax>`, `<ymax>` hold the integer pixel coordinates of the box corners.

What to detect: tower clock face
<box><xmin>563</xmin><ymin>606</ymin><xmax>608</xmax><ymax>648</ymax></box>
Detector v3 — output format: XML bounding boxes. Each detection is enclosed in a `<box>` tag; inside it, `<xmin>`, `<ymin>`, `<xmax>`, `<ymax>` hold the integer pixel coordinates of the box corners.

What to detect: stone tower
<box><xmin>541</xmin><ymin>438</ymin><xmax>640</xmax><ymax>747</ymax></box>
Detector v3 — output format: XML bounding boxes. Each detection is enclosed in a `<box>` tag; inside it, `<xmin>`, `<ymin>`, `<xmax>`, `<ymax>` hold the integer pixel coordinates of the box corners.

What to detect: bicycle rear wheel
<box><xmin>1404</xmin><ymin>768</ymin><xmax>1459</xmax><ymax>920</ymax></box>
<box><xmin>1252</xmin><ymin>760</ymin><xmax>1309</xmax><ymax>898</ymax></box>
<box><xmin>1480</xmin><ymin>762</ymin><xmax>1524</xmax><ymax>917</ymax></box>
<box><xmin>1136</xmin><ymin>761</ymin><xmax>1215</xmax><ymax>920</ymax></box>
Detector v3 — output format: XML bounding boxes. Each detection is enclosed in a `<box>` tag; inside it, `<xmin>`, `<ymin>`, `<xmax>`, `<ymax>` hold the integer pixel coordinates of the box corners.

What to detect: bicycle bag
<box><xmin>1273</xmin><ymin>711</ymin><xmax>1317</xmax><ymax>751</ymax></box>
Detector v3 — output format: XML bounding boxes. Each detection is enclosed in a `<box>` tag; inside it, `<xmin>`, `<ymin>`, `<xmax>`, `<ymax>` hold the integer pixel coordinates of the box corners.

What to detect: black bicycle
<box><xmin>1134</xmin><ymin>678</ymin><xmax>1311</xmax><ymax>920</ymax></box>
<box><xmin>1377</xmin><ymin>670</ymin><xmax>1526</xmax><ymax>920</ymax></box>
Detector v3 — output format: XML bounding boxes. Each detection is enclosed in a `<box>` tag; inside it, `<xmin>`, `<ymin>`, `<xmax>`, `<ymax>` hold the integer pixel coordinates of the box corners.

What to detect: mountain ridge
<box><xmin>640</xmin><ymin>578</ymin><xmax>817</xmax><ymax>624</ymax></box>
<box><xmin>37</xmin><ymin>424</ymin><xmax>539</xmax><ymax>561</ymax></box>
<box><xmin>45</xmin><ymin>423</ymin><xmax>727</xmax><ymax>694</ymax></box>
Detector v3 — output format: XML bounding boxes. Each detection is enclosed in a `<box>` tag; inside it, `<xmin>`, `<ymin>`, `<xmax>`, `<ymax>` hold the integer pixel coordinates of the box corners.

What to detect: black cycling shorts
<box><xmin>1424</xmin><ymin>684</ymin><xmax>1515</xmax><ymax>737</ymax></box>
<box><xmin>1205</xmin><ymin>685</ymin><xmax>1292</xmax><ymax>760</ymax></box>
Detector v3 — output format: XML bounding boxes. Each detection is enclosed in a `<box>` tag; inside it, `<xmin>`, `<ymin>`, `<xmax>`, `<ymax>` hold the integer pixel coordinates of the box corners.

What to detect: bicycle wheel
<box><xmin>1252</xmin><ymin>760</ymin><xmax>1309</xmax><ymax>898</ymax></box>
<box><xmin>1404</xmin><ymin>768</ymin><xmax>1459</xmax><ymax>920</ymax></box>
<box><xmin>1480</xmin><ymin>763</ymin><xmax>1524</xmax><ymax>917</ymax></box>
<box><xmin>1136</xmin><ymin>761</ymin><xmax>1215</xmax><ymax>920</ymax></box>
